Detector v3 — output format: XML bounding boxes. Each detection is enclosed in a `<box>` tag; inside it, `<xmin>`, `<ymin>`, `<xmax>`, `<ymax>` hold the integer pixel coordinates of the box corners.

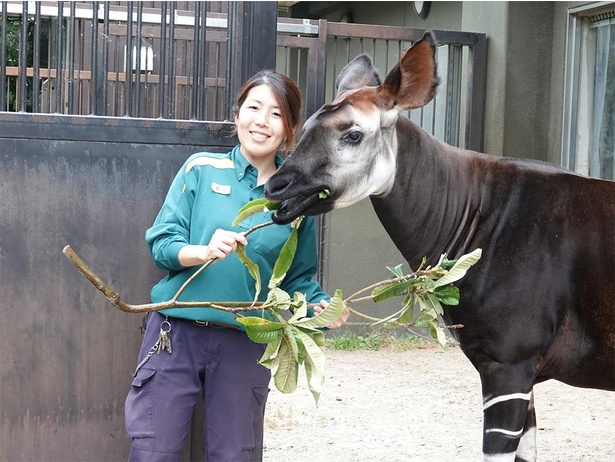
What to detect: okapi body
<box><xmin>265</xmin><ymin>32</ymin><xmax>615</xmax><ymax>461</ymax></box>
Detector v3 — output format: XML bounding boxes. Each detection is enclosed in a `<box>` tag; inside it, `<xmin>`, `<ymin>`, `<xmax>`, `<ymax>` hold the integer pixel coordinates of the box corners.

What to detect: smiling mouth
<box><xmin>250</xmin><ymin>131</ymin><xmax>269</xmax><ymax>140</ymax></box>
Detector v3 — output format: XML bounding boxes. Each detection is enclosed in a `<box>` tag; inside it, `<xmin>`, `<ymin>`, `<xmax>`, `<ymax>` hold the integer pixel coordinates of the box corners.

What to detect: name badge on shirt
<box><xmin>211</xmin><ymin>182</ymin><xmax>231</xmax><ymax>195</ymax></box>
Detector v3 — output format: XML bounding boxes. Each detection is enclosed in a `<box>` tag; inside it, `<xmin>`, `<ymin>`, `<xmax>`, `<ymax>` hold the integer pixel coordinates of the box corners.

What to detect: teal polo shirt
<box><xmin>146</xmin><ymin>145</ymin><xmax>329</xmax><ymax>328</ymax></box>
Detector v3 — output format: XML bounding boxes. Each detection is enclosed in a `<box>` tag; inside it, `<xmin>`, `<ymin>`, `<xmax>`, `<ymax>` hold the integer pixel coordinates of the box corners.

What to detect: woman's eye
<box><xmin>344</xmin><ymin>130</ymin><xmax>363</xmax><ymax>144</ymax></box>
<box><xmin>272</xmin><ymin>111</ymin><xmax>282</xmax><ymax>118</ymax></box>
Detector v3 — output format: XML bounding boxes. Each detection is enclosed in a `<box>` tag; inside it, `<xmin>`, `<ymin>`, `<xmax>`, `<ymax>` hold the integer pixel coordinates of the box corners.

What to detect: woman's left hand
<box><xmin>312</xmin><ymin>299</ymin><xmax>350</xmax><ymax>329</ymax></box>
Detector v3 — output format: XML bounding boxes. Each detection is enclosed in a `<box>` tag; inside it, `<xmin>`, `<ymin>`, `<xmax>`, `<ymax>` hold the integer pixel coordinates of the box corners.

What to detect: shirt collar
<box><xmin>232</xmin><ymin>145</ymin><xmax>284</xmax><ymax>182</ymax></box>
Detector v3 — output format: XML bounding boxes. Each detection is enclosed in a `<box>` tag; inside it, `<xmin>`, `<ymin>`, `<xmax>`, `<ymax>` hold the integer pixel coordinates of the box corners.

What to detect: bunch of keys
<box><xmin>157</xmin><ymin>318</ymin><xmax>172</xmax><ymax>354</ymax></box>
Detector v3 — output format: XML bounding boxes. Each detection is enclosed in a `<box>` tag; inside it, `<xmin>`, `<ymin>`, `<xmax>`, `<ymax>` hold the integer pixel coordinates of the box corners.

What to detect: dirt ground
<box><xmin>263</xmin><ymin>346</ymin><xmax>614</xmax><ymax>461</ymax></box>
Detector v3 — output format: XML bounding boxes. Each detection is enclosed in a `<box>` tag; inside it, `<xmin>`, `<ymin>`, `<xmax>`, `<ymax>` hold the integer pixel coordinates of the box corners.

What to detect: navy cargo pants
<box><xmin>125</xmin><ymin>311</ymin><xmax>270</xmax><ymax>462</ymax></box>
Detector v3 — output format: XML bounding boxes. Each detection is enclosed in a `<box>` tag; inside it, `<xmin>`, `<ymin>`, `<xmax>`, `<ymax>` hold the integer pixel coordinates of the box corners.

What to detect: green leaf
<box><xmin>386</xmin><ymin>264</ymin><xmax>405</xmax><ymax>278</ymax></box>
<box><xmin>371</xmin><ymin>280</ymin><xmax>413</xmax><ymax>302</ymax></box>
<box><xmin>434</xmin><ymin>285</ymin><xmax>460</xmax><ymax>306</ymax></box>
<box><xmin>235</xmin><ymin>243</ymin><xmax>261</xmax><ymax>304</ymax></box>
<box><xmin>427</xmin><ymin>292</ymin><xmax>444</xmax><ymax>316</ymax></box>
<box><xmin>292</xmin><ymin>289</ymin><xmax>344</xmax><ymax>329</ymax></box>
<box><xmin>433</xmin><ymin>248</ymin><xmax>482</xmax><ymax>288</ymax></box>
<box><xmin>297</xmin><ymin>326</ymin><xmax>326</xmax><ymax>347</ymax></box>
<box><xmin>295</xmin><ymin>329</ymin><xmax>327</xmax><ymax>405</ymax></box>
<box><xmin>288</xmin><ymin>292</ymin><xmax>308</xmax><ymax>323</ymax></box>
<box><xmin>258</xmin><ymin>334</ymin><xmax>283</xmax><ymax>368</ymax></box>
<box><xmin>429</xmin><ymin>322</ymin><xmax>447</xmax><ymax>347</ymax></box>
<box><xmin>284</xmin><ymin>326</ymin><xmax>300</xmax><ymax>363</ymax></box>
<box><xmin>274</xmin><ymin>334</ymin><xmax>299</xmax><ymax>393</ymax></box>
<box><xmin>268</xmin><ymin>222</ymin><xmax>299</xmax><ymax>289</ymax></box>
<box><xmin>232</xmin><ymin>198</ymin><xmax>280</xmax><ymax>226</ymax></box>
<box><xmin>417</xmin><ymin>292</ymin><xmax>444</xmax><ymax>317</ymax></box>
<box><xmin>265</xmin><ymin>288</ymin><xmax>291</xmax><ymax>312</ymax></box>
<box><xmin>236</xmin><ymin>317</ymin><xmax>284</xmax><ymax>344</ymax></box>
<box><xmin>396</xmin><ymin>294</ymin><xmax>417</xmax><ymax>324</ymax></box>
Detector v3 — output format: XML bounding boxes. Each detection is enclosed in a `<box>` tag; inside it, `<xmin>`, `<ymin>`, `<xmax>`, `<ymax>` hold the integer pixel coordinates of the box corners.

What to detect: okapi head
<box><xmin>266</xmin><ymin>31</ymin><xmax>439</xmax><ymax>223</ymax></box>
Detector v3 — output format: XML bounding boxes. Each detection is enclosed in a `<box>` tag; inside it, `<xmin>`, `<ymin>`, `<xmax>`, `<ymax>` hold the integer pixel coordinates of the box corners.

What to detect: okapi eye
<box><xmin>344</xmin><ymin>130</ymin><xmax>363</xmax><ymax>144</ymax></box>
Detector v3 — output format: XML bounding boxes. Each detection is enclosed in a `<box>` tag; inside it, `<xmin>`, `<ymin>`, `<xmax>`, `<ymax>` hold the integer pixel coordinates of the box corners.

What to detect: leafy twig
<box><xmin>63</xmin><ymin>197</ymin><xmax>481</xmax><ymax>402</ymax></box>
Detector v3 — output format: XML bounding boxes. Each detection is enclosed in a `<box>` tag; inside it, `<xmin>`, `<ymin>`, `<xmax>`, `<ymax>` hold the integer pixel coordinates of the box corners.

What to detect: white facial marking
<box><xmin>332</xmin><ymin>105</ymin><xmax>397</xmax><ymax>208</ymax></box>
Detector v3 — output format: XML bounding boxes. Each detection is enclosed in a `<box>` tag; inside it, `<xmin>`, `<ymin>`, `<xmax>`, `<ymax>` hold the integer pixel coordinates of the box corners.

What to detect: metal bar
<box><xmin>0</xmin><ymin>1</ymin><xmax>7</xmax><ymax>111</ymax></box>
<box><xmin>89</xmin><ymin>2</ymin><xmax>98</xmax><ymax>114</ymax></box>
<box><xmin>166</xmin><ymin>0</ymin><xmax>175</xmax><ymax>119</ymax></box>
<box><xmin>140</xmin><ymin>2</ymin><xmax>149</xmax><ymax>118</ymax></box>
<box><xmin>101</xmin><ymin>2</ymin><xmax>109</xmax><ymax>115</ymax></box>
<box><xmin>224</xmin><ymin>1</ymin><xmax>237</xmax><ymax>120</ymax></box>
<box><xmin>158</xmin><ymin>1</ymin><xmax>167</xmax><ymax>118</ymax></box>
<box><xmin>32</xmin><ymin>1</ymin><xmax>40</xmax><ymax>112</ymax></box>
<box><xmin>213</xmin><ymin>33</ymin><xmax>221</xmax><ymax>119</ymax></box>
<box><xmin>18</xmin><ymin>1</ymin><xmax>27</xmax><ymax>112</ymax></box>
<box><xmin>55</xmin><ymin>1</ymin><xmax>63</xmax><ymax>113</ymax></box>
<box><xmin>446</xmin><ymin>44</ymin><xmax>462</xmax><ymax>146</ymax></box>
<box><xmin>125</xmin><ymin>1</ymin><xmax>133</xmax><ymax>116</ymax></box>
<box><xmin>67</xmin><ymin>1</ymin><xmax>76</xmax><ymax>114</ymax></box>
<box><xmin>191</xmin><ymin>1</ymin><xmax>201</xmax><ymax>119</ymax></box>
<box><xmin>135</xmin><ymin>1</ymin><xmax>142</xmax><ymax>117</ymax></box>
<box><xmin>198</xmin><ymin>2</ymin><xmax>207</xmax><ymax>120</ymax></box>
<box><xmin>464</xmin><ymin>34</ymin><xmax>487</xmax><ymax>152</ymax></box>
<box><xmin>0</xmin><ymin>112</ymin><xmax>236</xmax><ymax>147</ymax></box>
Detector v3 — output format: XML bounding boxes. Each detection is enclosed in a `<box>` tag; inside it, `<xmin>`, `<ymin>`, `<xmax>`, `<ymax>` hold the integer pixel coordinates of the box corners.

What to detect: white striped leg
<box><xmin>481</xmin><ymin>390</ymin><xmax>536</xmax><ymax>462</ymax></box>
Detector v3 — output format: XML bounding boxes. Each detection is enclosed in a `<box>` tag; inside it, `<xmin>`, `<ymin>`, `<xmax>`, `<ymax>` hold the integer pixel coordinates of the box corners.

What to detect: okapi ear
<box><xmin>335</xmin><ymin>54</ymin><xmax>382</xmax><ymax>98</ymax></box>
<box><xmin>381</xmin><ymin>31</ymin><xmax>439</xmax><ymax>110</ymax></box>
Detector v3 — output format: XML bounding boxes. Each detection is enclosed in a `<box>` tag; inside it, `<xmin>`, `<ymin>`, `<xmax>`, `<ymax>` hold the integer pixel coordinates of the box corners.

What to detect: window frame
<box><xmin>561</xmin><ymin>1</ymin><xmax>615</xmax><ymax>179</ymax></box>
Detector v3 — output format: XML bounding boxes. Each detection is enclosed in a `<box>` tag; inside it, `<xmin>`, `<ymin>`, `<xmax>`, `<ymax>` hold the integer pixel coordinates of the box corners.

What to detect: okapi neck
<box><xmin>444</xmin><ymin>206</ymin><xmax>481</xmax><ymax>259</ymax></box>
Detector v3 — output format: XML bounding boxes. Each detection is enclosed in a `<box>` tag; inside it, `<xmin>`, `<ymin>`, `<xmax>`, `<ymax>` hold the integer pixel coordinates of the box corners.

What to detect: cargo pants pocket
<box><xmin>241</xmin><ymin>385</ymin><xmax>270</xmax><ymax>451</ymax></box>
<box><xmin>125</xmin><ymin>367</ymin><xmax>157</xmax><ymax>438</ymax></box>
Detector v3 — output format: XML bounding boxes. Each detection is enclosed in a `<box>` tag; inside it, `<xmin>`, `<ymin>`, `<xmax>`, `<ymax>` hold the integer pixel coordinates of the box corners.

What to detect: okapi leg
<box><xmin>514</xmin><ymin>392</ymin><xmax>537</xmax><ymax>461</ymax></box>
<box><xmin>480</xmin><ymin>389</ymin><xmax>538</xmax><ymax>462</ymax></box>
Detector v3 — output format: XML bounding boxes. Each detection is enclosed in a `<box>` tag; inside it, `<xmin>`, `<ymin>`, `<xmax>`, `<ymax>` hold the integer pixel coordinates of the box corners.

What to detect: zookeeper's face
<box><xmin>235</xmin><ymin>84</ymin><xmax>286</xmax><ymax>163</ymax></box>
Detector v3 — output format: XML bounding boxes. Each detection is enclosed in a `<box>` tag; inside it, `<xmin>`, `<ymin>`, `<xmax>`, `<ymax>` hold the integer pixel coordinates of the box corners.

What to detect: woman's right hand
<box><xmin>178</xmin><ymin>229</ymin><xmax>248</xmax><ymax>267</ymax></box>
<box><xmin>206</xmin><ymin>229</ymin><xmax>248</xmax><ymax>260</ymax></box>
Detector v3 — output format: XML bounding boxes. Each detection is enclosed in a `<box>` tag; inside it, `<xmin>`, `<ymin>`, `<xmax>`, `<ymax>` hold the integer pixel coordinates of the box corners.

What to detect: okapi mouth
<box><xmin>271</xmin><ymin>191</ymin><xmax>331</xmax><ymax>224</ymax></box>
<box><xmin>272</xmin><ymin>193</ymin><xmax>322</xmax><ymax>224</ymax></box>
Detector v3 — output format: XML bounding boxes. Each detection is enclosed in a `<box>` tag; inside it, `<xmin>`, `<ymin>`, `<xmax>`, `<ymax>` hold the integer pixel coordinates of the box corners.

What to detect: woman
<box><xmin>125</xmin><ymin>70</ymin><xmax>349</xmax><ymax>462</ymax></box>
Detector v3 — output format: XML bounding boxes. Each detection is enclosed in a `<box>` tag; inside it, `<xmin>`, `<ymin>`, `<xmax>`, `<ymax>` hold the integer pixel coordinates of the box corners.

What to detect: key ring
<box><xmin>160</xmin><ymin>319</ymin><xmax>172</xmax><ymax>334</ymax></box>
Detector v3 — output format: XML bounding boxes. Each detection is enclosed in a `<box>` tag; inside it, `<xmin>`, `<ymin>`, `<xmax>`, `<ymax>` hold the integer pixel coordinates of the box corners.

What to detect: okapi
<box><xmin>265</xmin><ymin>32</ymin><xmax>615</xmax><ymax>461</ymax></box>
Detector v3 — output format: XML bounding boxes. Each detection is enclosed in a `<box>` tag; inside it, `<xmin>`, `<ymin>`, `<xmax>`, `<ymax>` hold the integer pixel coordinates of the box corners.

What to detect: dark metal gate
<box><xmin>0</xmin><ymin>2</ymin><xmax>486</xmax><ymax>460</ymax></box>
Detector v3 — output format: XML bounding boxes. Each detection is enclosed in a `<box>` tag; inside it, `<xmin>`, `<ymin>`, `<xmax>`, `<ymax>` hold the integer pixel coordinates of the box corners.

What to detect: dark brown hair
<box><xmin>233</xmin><ymin>70</ymin><xmax>302</xmax><ymax>154</ymax></box>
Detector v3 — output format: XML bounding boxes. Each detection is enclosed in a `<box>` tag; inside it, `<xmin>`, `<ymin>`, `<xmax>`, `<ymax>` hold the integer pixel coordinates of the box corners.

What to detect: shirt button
<box><xmin>239</xmin><ymin>173</ymin><xmax>243</xmax><ymax>178</ymax></box>
<box><xmin>249</xmin><ymin>183</ymin><xmax>254</xmax><ymax>188</ymax></box>
<box><xmin>249</xmin><ymin>197</ymin><xmax>254</xmax><ymax>201</ymax></box>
